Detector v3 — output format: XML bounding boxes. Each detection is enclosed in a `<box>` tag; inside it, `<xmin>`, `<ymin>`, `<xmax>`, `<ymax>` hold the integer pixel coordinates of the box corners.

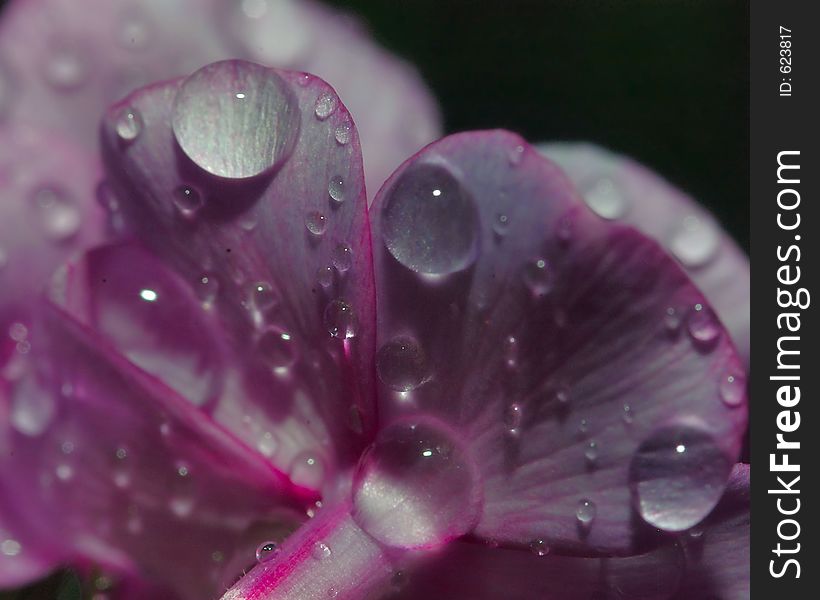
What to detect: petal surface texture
<box><xmin>99</xmin><ymin>61</ymin><xmax>376</xmax><ymax>485</ymax></box>
<box><xmin>540</xmin><ymin>143</ymin><xmax>749</xmax><ymax>364</ymax></box>
<box><xmin>0</xmin><ymin>0</ymin><xmax>441</xmax><ymax>196</ymax></box>
<box><xmin>370</xmin><ymin>131</ymin><xmax>748</xmax><ymax>554</ymax></box>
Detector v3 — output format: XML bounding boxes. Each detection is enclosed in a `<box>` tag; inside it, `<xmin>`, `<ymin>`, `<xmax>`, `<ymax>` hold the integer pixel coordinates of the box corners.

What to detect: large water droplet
<box><xmin>114</xmin><ymin>106</ymin><xmax>143</xmax><ymax>142</ymax></box>
<box><xmin>382</xmin><ymin>163</ymin><xmax>479</xmax><ymax>275</ymax></box>
<box><xmin>685</xmin><ymin>304</ymin><xmax>721</xmax><ymax>348</ymax></box>
<box><xmin>324</xmin><ymin>300</ymin><xmax>357</xmax><ymax>339</ymax></box>
<box><xmin>88</xmin><ymin>244</ymin><xmax>223</xmax><ymax>407</ymax></box>
<box><xmin>352</xmin><ymin>419</ymin><xmax>481</xmax><ymax>548</ymax></box>
<box><xmin>256</xmin><ymin>327</ymin><xmax>296</xmax><ymax>370</ymax></box>
<box><xmin>172</xmin><ymin>185</ymin><xmax>204</xmax><ymax>218</ymax></box>
<box><xmin>314</xmin><ymin>91</ymin><xmax>337</xmax><ymax>120</ymax></box>
<box><xmin>629</xmin><ymin>423</ymin><xmax>733</xmax><ymax>531</ymax></box>
<box><xmin>376</xmin><ymin>337</ymin><xmax>429</xmax><ymax>391</ymax></box>
<box><xmin>334</xmin><ymin>120</ymin><xmax>352</xmax><ymax>145</ymax></box>
<box><xmin>581</xmin><ymin>178</ymin><xmax>627</xmax><ymax>220</ymax></box>
<box><xmin>669</xmin><ymin>216</ymin><xmax>719</xmax><ymax>268</ymax></box>
<box><xmin>255</xmin><ymin>541</ymin><xmax>279</xmax><ymax>563</ymax></box>
<box><xmin>172</xmin><ymin>60</ymin><xmax>299</xmax><ymax>179</ymax></box>
<box><xmin>31</xmin><ymin>186</ymin><xmax>81</xmax><ymax>241</ymax></box>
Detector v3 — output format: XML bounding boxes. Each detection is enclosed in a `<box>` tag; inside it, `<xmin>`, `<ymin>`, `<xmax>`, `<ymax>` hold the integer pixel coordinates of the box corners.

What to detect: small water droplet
<box><xmin>115</xmin><ymin>106</ymin><xmax>143</xmax><ymax>142</ymax></box>
<box><xmin>44</xmin><ymin>48</ymin><xmax>87</xmax><ymax>89</ymax></box>
<box><xmin>326</xmin><ymin>587</ymin><xmax>339</xmax><ymax>598</ymax></box>
<box><xmin>508</xmin><ymin>145</ymin><xmax>525</xmax><ymax>166</ymax></box>
<box><xmin>555</xmin><ymin>384</ymin><xmax>570</xmax><ymax>405</ymax></box>
<box><xmin>56</xmin><ymin>463</ymin><xmax>74</xmax><ymax>481</ymax></box>
<box><xmin>493</xmin><ymin>213</ymin><xmax>510</xmax><ymax>238</ymax></box>
<box><xmin>324</xmin><ymin>300</ymin><xmax>357</xmax><ymax>339</ymax></box>
<box><xmin>334</xmin><ymin>120</ymin><xmax>352</xmax><ymax>145</ymax></box>
<box><xmin>504</xmin><ymin>403</ymin><xmax>523</xmax><ymax>430</ymax></box>
<box><xmin>31</xmin><ymin>186</ymin><xmax>81</xmax><ymax>241</ymax></box>
<box><xmin>523</xmin><ymin>258</ymin><xmax>552</xmax><ymax>298</ymax></box>
<box><xmin>314</xmin><ymin>91</ymin><xmax>337</xmax><ymax>120</ymax></box>
<box><xmin>257</xmin><ymin>327</ymin><xmax>296</xmax><ymax>369</ymax></box>
<box><xmin>247</xmin><ymin>281</ymin><xmax>277</xmax><ymax>321</ymax></box>
<box><xmin>719</xmin><ymin>371</ymin><xmax>746</xmax><ymax>408</ymax></box>
<box><xmin>669</xmin><ymin>216</ymin><xmax>719</xmax><ymax>268</ymax></box>
<box><xmin>331</xmin><ymin>243</ymin><xmax>353</xmax><ymax>272</ymax></box>
<box><xmin>256</xmin><ymin>541</ymin><xmax>279</xmax><ymax>563</ymax></box>
<box><xmin>686</xmin><ymin>304</ymin><xmax>721</xmax><ymax>348</ymax></box>
<box><xmin>376</xmin><ymin>337</ymin><xmax>429</xmax><ymax>391</ymax></box>
<box><xmin>257</xmin><ymin>431</ymin><xmax>278</xmax><ymax>457</ymax></box>
<box><xmin>582</xmin><ymin>178</ymin><xmax>627</xmax><ymax>220</ymax></box>
<box><xmin>529</xmin><ymin>539</ymin><xmax>549</xmax><ymax>556</ymax></box>
<box><xmin>382</xmin><ymin>163</ymin><xmax>479</xmax><ymax>275</ymax></box>
<box><xmin>629</xmin><ymin>423</ymin><xmax>733</xmax><ymax>531</ymax></box>
<box><xmin>169</xmin><ymin>495</ymin><xmax>194</xmax><ymax>518</ymax></box>
<box><xmin>197</xmin><ymin>274</ymin><xmax>219</xmax><ymax>307</ymax></box>
<box><xmin>578</xmin><ymin>419</ymin><xmax>589</xmax><ymax>435</ymax></box>
<box><xmin>305</xmin><ymin>211</ymin><xmax>327</xmax><ymax>236</ymax></box>
<box><xmin>289</xmin><ymin>453</ymin><xmax>324</xmax><ymax>489</ymax></box>
<box><xmin>576</xmin><ymin>499</ymin><xmax>596</xmax><ymax>527</ymax></box>
<box><xmin>664</xmin><ymin>306</ymin><xmax>682</xmax><ymax>334</ymax></box>
<box><xmin>585</xmin><ymin>441</ymin><xmax>598</xmax><ymax>464</ymax></box>
<box><xmin>311</xmin><ymin>541</ymin><xmax>332</xmax><ymax>560</ymax></box>
<box><xmin>172</xmin><ymin>185</ymin><xmax>203</xmax><ymax>218</ymax></box>
<box><xmin>622</xmin><ymin>404</ymin><xmax>634</xmax><ymax>424</ymax></box>
<box><xmin>315</xmin><ymin>265</ymin><xmax>334</xmax><ymax>288</ymax></box>
<box><xmin>328</xmin><ymin>175</ymin><xmax>346</xmax><ymax>204</ymax></box>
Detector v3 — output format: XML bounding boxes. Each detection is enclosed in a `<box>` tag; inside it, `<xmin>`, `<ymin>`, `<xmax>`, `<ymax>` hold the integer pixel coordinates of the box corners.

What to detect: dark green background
<box><xmin>328</xmin><ymin>0</ymin><xmax>750</xmax><ymax>250</ymax></box>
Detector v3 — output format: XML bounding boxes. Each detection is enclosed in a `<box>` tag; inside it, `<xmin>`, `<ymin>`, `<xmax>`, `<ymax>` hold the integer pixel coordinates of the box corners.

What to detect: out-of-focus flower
<box><xmin>0</xmin><ymin>3</ymin><xmax>749</xmax><ymax>600</ymax></box>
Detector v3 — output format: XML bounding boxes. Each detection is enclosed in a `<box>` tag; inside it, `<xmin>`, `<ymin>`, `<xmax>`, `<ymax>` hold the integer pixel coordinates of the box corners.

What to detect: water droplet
<box><xmin>685</xmin><ymin>304</ymin><xmax>721</xmax><ymax>348</ymax></box>
<box><xmin>311</xmin><ymin>541</ymin><xmax>332</xmax><ymax>560</ymax></box>
<box><xmin>247</xmin><ymin>281</ymin><xmax>277</xmax><ymax>321</ymax></box>
<box><xmin>197</xmin><ymin>274</ymin><xmax>220</xmax><ymax>307</ymax></box>
<box><xmin>328</xmin><ymin>175</ymin><xmax>345</xmax><ymax>204</ymax></box>
<box><xmin>172</xmin><ymin>61</ymin><xmax>299</xmax><ymax>179</ymax></box>
<box><xmin>305</xmin><ymin>211</ymin><xmax>327</xmax><ymax>236</ymax></box>
<box><xmin>56</xmin><ymin>463</ymin><xmax>74</xmax><ymax>481</ymax></box>
<box><xmin>331</xmin><ymin>243</ymin><xmax>353</xmax><ymax>272</ymax></box>
<box><xmin>324</xmin><ymin>300</ymin><xmax>357</xmax><ymax>339</ymax></box>
<box><xmin>31</xmin><ymin>186</ymin><xmax>81</xmax><ymax>241</ymax></box>
<box><xmin>172</xmin><ymin>185</ymin><xmax>203</xmax><ymax>218</ymax></box>
<box><xmin>353</xmin><ymin>420</ymin><xmax>481</xmax><ymax>548</ymax></box>
<box><xmin>629</xmin><ymin>423</ymin><xmax>733</xmax><ymax>531</ymax></box>
<box><xmin>257</xmin><ymin>431</ymin><xmax>278</xmax><ymax>457</ymax></box>
<box><xmin>582</xmin><ymin>178</ymin><xmax>627</xmax><ymax>220</ymax></box>
<box><xmin>622</xmin><ymin>404</ymin><xmax>634</xmax><ymax>424</ymax></box>
<box><xmin>257</xmin><ymin>327</ymin><xmax>296</xmax><ymax>369</ymax></box>
<box><xmin>315</xmin><ymin>265</ymin><xmax>334</xmax><ymax>288</ymax></box>
<box><xmin>376</xmin><ymin>337</ymin><xmax>429</xmax><ymax>391</ymax></box>
<box><xmin>578</xmin><ymin>419</ymin><xmax>589</xmax><ymax>435</ymax></box>
<box><xmin>529</xmin><ymin>539</ymin><xmax>549</xmax><ymax>556</ymax></box>
<box><xmin>664</xmin><ymin>306</ymin><xmax>682</xmax><ymax>334</ymax></box>
<box><xmin>256</xmin><ymin>541</ymin><xmax>279</xmax><ymax>563</ymax></box>
<box><xmin>169</xmin><ymin>495</ymin><xmax>194</xmax><ymax>518</ymax></box>
<box><xmin>508</xmin><ymin>145</ymin><xmax>524</xmax><ymax>166</ymax></box>
<box><xmin>115</xmin><ymin>106</ymin><xmax>142</xmax><ymax>142</ymax></box>
<box><xmin>493</xmin><ymin>213</ymin><xmax>510</xmax><ymax>237</ymax></box>
<box><xmin>314</xmin><ymin>91</ymin><xmax>337</xmax><ymax>120</ymax></box>
<box><xmin>44</xmin><ymin>48</ymin><xmax>87</xmax><ymax>89</ymax></box>
<box><xmin>334</xmin><ymin>120</ymin><xmax>352</xmax><ymax>145</ymax></box>
<box><xmin>523</xmin><ymin>258</ymin><xmax>552</xmax><ymax>298</ymax></box>
<box><xmin>555</xmin><ymin>384</ymin><xmax>570</xmax><ymax>405</ymax></box>
<box><xmin>1</xmin><ymin>539</ymin><xmax>21</xmax><ymax>557</ymax></box>
<box><xmin>669</xmin><ymin>216</ymin><xmax>719</xmax><ymax>268</ymax></box>
<box><xmin>503</xmin><ymin>335</ymin><xmax>518</xmax><ymax>370</ymax></box>
<box><xmin>382</xmin><ymin>163</ymin><xmax>479</xmax><ymax>275</ymax></box>
<box><xmin>289</xmin><ymin>453</ymin><xmax>324</xmax><ymax>489</ymax></box>
<box><xmin>585</xmin><ymin>441</ymin><xmax>599</xmax><ymax>464</ymax></box>
<box><xmin>10</xmin><ymin>376</ymin><xmax>55</xmax><ymax>436</ymax></box>
<box><xmin>326</xmin><ymin>588</ymin><xmax>339</xmax><ymax>598</ymax></box>
<box><xmin>719</xmin><ymin>371</ymin><xmax>746</xmax><ymax>408</ymax></box>
<box><xmin>576</xmin><ymin>499</ymin><xmax>596</xmax><ymax>528</ymax></box>
<box><xmin>504</xmin><ymin>403</ymin><xmax>523</xmax><ymax>430</ymax></box>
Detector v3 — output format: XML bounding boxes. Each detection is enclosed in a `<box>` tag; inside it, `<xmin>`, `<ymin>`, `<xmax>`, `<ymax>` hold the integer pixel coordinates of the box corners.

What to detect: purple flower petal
<box><xmin>540</xmin><ymin>143</ymin><xmax>750</xmax><ymax>364</ymax></box>
<box><xmin>99</xmin><ymin>61</ymin><xmax>376</xmax><ymax>486</ymax></box>
<box><xmin>3</xmin><ymin>246</ymin><xmax>308</xmax><ymax>597</ymax></box>
<box><xmin>369</xmin><ymin>131</ymin><xmax>747</xmax><ymax>554</ymax></box>
<box><xmin>0</xmin><ymin>0</ymin><xmax>441</xmax><ymax>197</ymax></box>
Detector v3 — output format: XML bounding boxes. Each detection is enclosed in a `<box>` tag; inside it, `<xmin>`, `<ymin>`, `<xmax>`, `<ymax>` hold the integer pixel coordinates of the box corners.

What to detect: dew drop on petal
<box><xmin>314</xmin><ymin>91</ymin><xmax>337</xmax><ymax>120</ymax></box>
<box><xmin>685</xmin><ymin>303</ymin><xmax>721</xmax><ymax>348</ymax></box>
<box><xmin>719</xmin><ymin>371</ymin><xmax>746</xmax><ymax>408</ymax></box>
<box><xmin>255</xmin><ymin>541</ymin><xmax>279</xmax><ymax>563</ymax></box>
<box><xmin>508</xmin><ymin>145</ymin><xmax>524</xmax><ymax>166</ymax></box>
<box><xmin>504</xmin><ymin>403</ymin><xmax>523</xmax><ymax>430</ymax></box>
<box><xmin>523</xmin><ymin>258</ymin><xmax>552</xmax><ymax>298</ymax></box>
<box><xmin>172</xmin><ymin>185</ymin><xmax>204</xmax><ymax>219</ymax></box>
<box><xmin>289</xmin><ymin>453</ymin><xmax>324</xmax><ymax>489</ymax></box>
<box><xmin>196</xmin><ymin>273</ymin><xmax>220</xmax><ymax>307</ymax></box>
<box><xmin>311</xmin><ymin>541</ymin><xmax>332</xmax><ymax>560</ymax></box>
<box><xmin>114</xmin><ymin>106</ymin><xmax>143</xmax><ymax>142</ymax></box>
<box><xmin>664</xmin><ymin>306</ymin><xmax>682</xmax><ymax>335</ymax></box>
<box><xmin>315</xmin><ymin>265</ymin><xmax>334</xmax><ymax>288</ymax></box>
<box><xmin>0</xmin><ymin>539</ymin><xmax>21</xmax><ymax>557</ymax></box>
<box><xmin>257</xmin><ymin>431</ymin><xmax>278</xmax><ymax>458</ymax></box>
<box><xmin>248</xmin><ymin>281</ymin><xmax>277</xmax><ymax>316</ymax></box>
<box><xmin>328</xmin><ymin>175</ymin><xmax>345</xmax><ymax>204</ymax></box>
<box><xmin>305</xmin><ymin>211</ymin><xmax>327</xmax><ymax>236</ymax></box>
<box><xmin>256</xmin><ymin>327</ymin><xmax>296</xmax><ymax>369</ymax></box>
<box><xmin>376</xmin><ymin>337</ymin><xmax>429</xmax><ymax>391</ymax></box>
<box><xmin>582</xmin><ymin>178</ymin><xmax>627</xmax><ymax>220</ymax></box>
<box><xmin>352</xmin><ymin>420</ymin><xmax>481</xmax><ymax>548</ymax></box>
<box><xmin>585</xmin><ymin>441</ymin><xmax>599</xmax><ymax>464</ymax></box>
<box><xmin>629</xmin><ymin>423</ymin><xmax>733</xmax><ymax>531</ymax></box>
<box><xmin>576</xmin><ymin>499</ymin><xmax>596</xmax><ymax>528</ymax></box>
<box><xmin>529</xmin><ymin>539</ymin><xmax>549</xmax><ymax>556</ymax></box>
<box><xmin>622</xmin><ymin>404</ymin><xmax>634</xmax><ymax>425</ymax></box>
<box><xmin>324</xmin><ymin>300</ymin><xmax>357</xmax><ymax>339</ymax></box>
<box><xmin>172</xmin><ymin>61</ymin><xmax>299</xmax><ymax>179</ymax></box>
<box><xmin>382</xmin><ymin>163</ymin><xmax>479</xmax><ymax>275</ymax></box>
<box><xmin>493</xmin><ymin>213</ymin><xmax>510</xmax><ymax>238</ymax></box>
<box><xmin>331</xmin><ymin>243</ymin><xmax>352</xmax><ymax>272</ymax></box>
<box><xmin>334</xmin><ymin>120</ymin><xmax>352</xmax><ymax>145</ymax></box>
<box><xmin>44</xmin><ymin>48</ymin><xmax>88</xmax><ymax>89</ymax></box>
<box><xmin>669</xmin><ymin>216</ymin><xmax>719</xmax><ymax>268</ymax></box>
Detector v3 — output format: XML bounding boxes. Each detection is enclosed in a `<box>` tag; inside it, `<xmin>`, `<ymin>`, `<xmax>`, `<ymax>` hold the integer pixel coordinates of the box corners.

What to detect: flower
<box><xmin>0</xmin><ymin>2</ymin><xmax>749</xmax><ymax>600</ymax></box>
